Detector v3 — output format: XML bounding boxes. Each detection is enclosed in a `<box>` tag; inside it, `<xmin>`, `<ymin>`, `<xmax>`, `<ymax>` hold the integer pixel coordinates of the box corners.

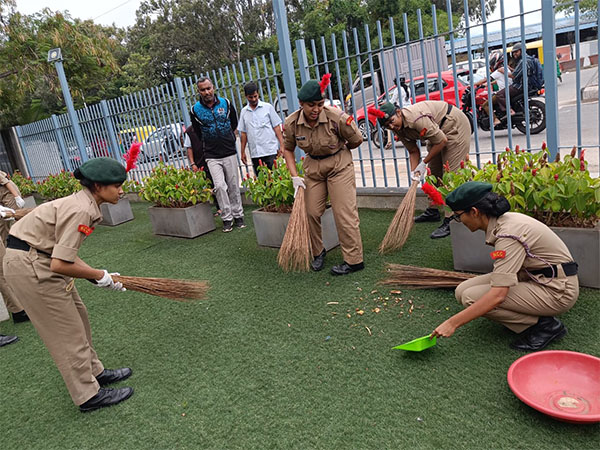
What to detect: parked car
<box><xmin>353</xmin><ymin>70</ymin><xmax>471</xmax><ymax>143</ymax></box>
<box><xmin>139</xmin><ymin>123</ymin><xmax>185</xmax><ymax>163</ymax></box>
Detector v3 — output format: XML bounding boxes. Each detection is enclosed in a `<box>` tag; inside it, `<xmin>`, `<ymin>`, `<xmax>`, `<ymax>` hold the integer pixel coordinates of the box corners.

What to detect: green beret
<box><xmin>298</xmin><ymin>80</ymin><xmax>324</xmax><ymax>102</ymax></box>
<box><xmin>75</xmin><ymin>157</ymin><xmax>127</xmax><ymax>184</ymax></box>
<box><xmin>446</xmin><ymin>181</ymin><xmax>493</xmax><ymax>211</ymax></box>
<box><xmin>378</xmin><ymin>102</ymin><xmax>398</xmax><ymax>127</ymax></box>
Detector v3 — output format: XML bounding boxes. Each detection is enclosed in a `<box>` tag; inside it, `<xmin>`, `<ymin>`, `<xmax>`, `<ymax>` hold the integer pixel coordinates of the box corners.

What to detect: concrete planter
<box><xmin>148</xmin><ymin>203</ymin><xmax>215</xmax><ymax>238</ymax></box>
<box><xmin>100</xmin><ymin>198</ymin><xmax>134</xmax><ymax>226</ymax></box>
<box><xmin>252</xmin><ymin>206</ymin><xmax>339</xmax><ymax>249</ymax></box>
<box><xmin>23</xmin><ymin>195</ymin><xmax>37</xmax><ymax>208</ymax></box>
<box><xmin>450</xmin><ymin>221</ymin><xmax>600</xmax><ymax>289</ymax></box>
<box><xmin>0</xmin><ymin>294</ymin><xmax>9</xmax><ymax>322</ymax></box>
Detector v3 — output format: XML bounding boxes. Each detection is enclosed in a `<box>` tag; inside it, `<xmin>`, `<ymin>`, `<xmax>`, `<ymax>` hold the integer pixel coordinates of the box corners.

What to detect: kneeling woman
<box><xmin>3</xmin><ymin>158</ymin><xmax>134</xmax><ymax>412</ymax></box>
<box><xmin>431</xmin><ymin>182</ymin><xmax>579</xmax><ymax>351</ymax></box>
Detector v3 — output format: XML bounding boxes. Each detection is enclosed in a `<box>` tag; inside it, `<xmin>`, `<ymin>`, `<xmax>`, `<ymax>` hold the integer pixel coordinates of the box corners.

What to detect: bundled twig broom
<box><xmin>381</xmin><ymin>264</ymin><xmax>477</xmax><ymax>289</ymax></box>
<box><xmin>278</xmin><ymin>187</ymin><xmax>312</xmax><ymax>272</ymax></box>
<box><xmin>379</xmin><ymin>181</ymin><xmax>419</xmax><ymax>253</ymax></box>
<box><xmin>111</xmin><ymin>275</ymin><xmax>209</xmax><ymax>302</ymax></box>
<box><xmin>5</xmin><ymin>208</ymin><xmax>35</xmax><ymax>220</ymax></box>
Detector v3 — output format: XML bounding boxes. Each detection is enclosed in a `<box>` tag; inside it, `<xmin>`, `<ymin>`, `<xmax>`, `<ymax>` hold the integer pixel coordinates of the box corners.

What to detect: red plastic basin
<box><xmin>507</xmin><ymin>350</ymin><xmax>600</xmax><ymax>424</ymax></box>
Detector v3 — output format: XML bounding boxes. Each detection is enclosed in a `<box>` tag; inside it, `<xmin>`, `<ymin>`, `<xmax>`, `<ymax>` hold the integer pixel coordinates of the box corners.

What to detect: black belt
<box><xmin>308</xmin><ymin>148</ymin><xmax>343</xmax><ymax>160</ymax></box>
<box><xmin>529</xmin><ymin>262</ymin><xmax>578</xmax><ymax>278</ymax></box>
<box><xmin>439</xmin><ymin>103</ymin><xmax>453</xmax><ymax>129</ymax></box>
<box><xmin>6</xmin><ymin>235</ymin><xmax>52</xmax><ymax>257</ymax></box>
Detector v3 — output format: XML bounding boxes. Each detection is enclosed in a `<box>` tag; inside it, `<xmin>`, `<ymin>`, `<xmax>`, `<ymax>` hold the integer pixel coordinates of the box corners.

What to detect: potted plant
<box><xmin>140</xmin><ymin>163</ymin><xmax>215</xmax><ymax>238</ymax></box>
<box><xmin>242</xmin><ymin>157</ymin><xmax>339</xmax><ymax>249</ymax></box>
<box><xmin>427</xmin><ymin>145</ymin><xmax>600</xmax><ymax>288</ymax></box>
<box><xmin>37</xmin><ymin>170</ymin><xmax>82</xmax><ymax>200</ymax></box>
<box><xmin>10</xmin><ymin>171</ymin><xmax>37</xmax><ymax>208</ymax></box>
<box><xmin>99</xmin><ymin>179</ymin><xmax>136</xmax><ymax>227</ymax></box>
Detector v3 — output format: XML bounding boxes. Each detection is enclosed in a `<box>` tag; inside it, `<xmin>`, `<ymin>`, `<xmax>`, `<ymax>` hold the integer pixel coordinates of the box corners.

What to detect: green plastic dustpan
<box><xmin>392</xmin><ymin>334</ymin><xmax>437</xmax><ymax>352</ymax></box>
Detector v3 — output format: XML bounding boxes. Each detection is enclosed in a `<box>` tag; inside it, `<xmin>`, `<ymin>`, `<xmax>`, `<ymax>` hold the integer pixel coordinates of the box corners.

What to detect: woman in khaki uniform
<box><xmin>431</xmin><ymin>182</ymin><xmax>579</xmax><ymax>351</ymax></box>
<box><xmin>283</xmin><ymin>76</ymin><xmax>364</xmax><ymax>275</ymax></box>
<box><xmin>373</xmin><ymin>101</ymin><xmax>471</xmax><ymax>239</ymax></box>
<box><xmin>3</xmin><ymin>158</ymin><xmax>134</xmax><ymax>412</ymax></box>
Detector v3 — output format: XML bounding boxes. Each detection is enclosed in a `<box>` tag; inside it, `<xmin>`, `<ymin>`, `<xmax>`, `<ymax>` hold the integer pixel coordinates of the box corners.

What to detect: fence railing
<box><xmin>14</xmin><ymin>0</ymin><xmax>599</xmax><ymax>187</ymax></box>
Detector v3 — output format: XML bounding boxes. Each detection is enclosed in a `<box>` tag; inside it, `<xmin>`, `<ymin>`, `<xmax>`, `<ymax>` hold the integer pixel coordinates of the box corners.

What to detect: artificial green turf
<box><xmin>1</xmin><ymin>202</ymin><xmax>598</xmax><ymax>449</ymax></box>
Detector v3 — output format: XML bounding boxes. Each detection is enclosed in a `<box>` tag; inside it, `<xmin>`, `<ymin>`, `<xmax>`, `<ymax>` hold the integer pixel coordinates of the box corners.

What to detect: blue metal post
<box><xmin>541</xmin><ymin>0</ymin><xmax>559</xmax><ymax>160</ymax></box>
<box><xmin>51</xmin><ymin>114</ymin><xmax>73</xmax><ymax>172</ymax></box>
<box><xmin>53</xmin><ymin>60</ymin><xmax>88</xmax><ymax>162</ymax></box>
<box><xmin>273</xmin><ymin>0</ymin><xmax>299</xmax><ymax>114</ymax></box>
<box><xmin>14</xmin><ymin>126</ymin><xmax>34</xmax><ymax>178</ymax></box>
<box><xmin>174</xmin><ymin>77</ymin><xmax>192</xmax><ymax>128</ymax></box>
<box><xmin>100</xmin><ymin>100</ymin><xmax>121</xmax><ymax>160</ymax></box>
<box><xmin>574</xmin><ymin>0</ymin><xmax>582</xmax><ymax>154</ymax></box>
<box><xmin>295</xmin><ymin>39</ymin><xmax>310</xmax><ymax>85</ymax></box>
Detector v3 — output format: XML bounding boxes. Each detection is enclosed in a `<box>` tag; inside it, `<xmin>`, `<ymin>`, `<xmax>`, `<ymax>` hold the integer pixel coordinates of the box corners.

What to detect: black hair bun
<box><xmin>494</xmin><ymin>195</ymin><xmax>511</xmax><ymax>215</ymax></box>
<box><xmin>73</xmin><ymin>168</ymin><xmax>83</xmax><ymax>180</ymax></box>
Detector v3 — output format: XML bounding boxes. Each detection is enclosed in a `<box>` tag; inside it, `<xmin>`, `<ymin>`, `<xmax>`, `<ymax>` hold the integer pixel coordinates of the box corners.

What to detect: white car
<box><xmin>139</xmin><ymin>123</ymin><xmax>185</xmax><ymax>163</ymax></box>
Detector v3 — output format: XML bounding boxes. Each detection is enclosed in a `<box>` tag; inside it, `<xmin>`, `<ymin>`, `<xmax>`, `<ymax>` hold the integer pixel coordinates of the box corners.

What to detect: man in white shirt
<box><xmin>238</xmin><ymin>82</ymin><xmax>285</xmax><ymax>175</ymax></box>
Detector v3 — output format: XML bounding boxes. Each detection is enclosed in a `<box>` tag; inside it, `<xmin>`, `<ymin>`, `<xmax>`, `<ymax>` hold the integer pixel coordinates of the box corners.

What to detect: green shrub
<box><xmin>37</xmin><ymin>171</ymin><xmax>82</xmax><ymax>200</ymax></box>
<box><xmin>10</xmin><ymin>171</ymin><xmax>36</xmax><ymax>197</ymax></box>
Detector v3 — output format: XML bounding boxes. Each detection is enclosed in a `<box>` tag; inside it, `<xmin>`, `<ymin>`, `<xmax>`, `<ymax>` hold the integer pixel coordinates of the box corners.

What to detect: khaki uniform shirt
<box><xmin>395</xmin><ymin>101</ymin><xmax>453</xmax><ymax>147</ymax></box>
<box><xmin>283</xmin><ymin>106</ymin><xmax>363</xmax><ymax>157</ymax></box>
<box><xmin>0</xmin><ymin>171</ymin><xmax>10</xmax><ymax>187</ymax></box>
<box><xmin>9</xmin><ymin>188</ymin><xmax>102</xmax><ymax>262</ymax></box>
<box><xmin>485</xmin><ymin>212</ymin><xmax>574</xmax><ymax>287</ymax></box>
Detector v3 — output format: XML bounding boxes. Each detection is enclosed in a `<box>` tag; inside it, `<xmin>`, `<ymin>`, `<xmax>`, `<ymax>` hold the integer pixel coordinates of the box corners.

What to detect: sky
<box><xmin>15</xmin><ymin>0</ymin><xmax>144</xmax><ymax>28</ymax></box>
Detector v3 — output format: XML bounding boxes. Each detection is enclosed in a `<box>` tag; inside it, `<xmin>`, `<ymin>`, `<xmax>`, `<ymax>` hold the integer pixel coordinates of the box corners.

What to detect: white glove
<box><xmin>15</xmin><ymin>196</ymin><xmax>25</xmax><ymax>209</ymax></box>
<box><xmin>0</xmin><ymin>205</ymin><xmax>15</xmax><ymax>218</ymax></box>
<box><xmin>292</xmin><ymin>176</ymin><xmax>306</xmax><ymax>197</ymax></box>
<box><xmin>411</xmin><ymin>160</ymin><xmax>427</xmax><ymax>181</ymax></box>
<box><xmin>95</xmin><ymin>270</ymin><xmax>126</xmax><ymax>291</ymax></box>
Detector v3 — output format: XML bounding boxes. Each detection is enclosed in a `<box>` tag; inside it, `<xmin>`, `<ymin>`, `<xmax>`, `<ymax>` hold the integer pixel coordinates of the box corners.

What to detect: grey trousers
<box><xmin>206</xmin><ymin>154</ymin><xmax>243</xmax><ymax>222</ymax></box>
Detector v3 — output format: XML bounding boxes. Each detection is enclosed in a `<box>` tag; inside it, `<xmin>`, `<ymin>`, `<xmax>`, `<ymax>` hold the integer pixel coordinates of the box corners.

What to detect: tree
<box><xmin>0</xmin><ymin>5</ymin><xmax>122</xmax><ymax>127</ymax></box>
<box><xmin>556</xmin><ymin>0</ymin><xmax>598</xmax><ymax>19</ymax></box>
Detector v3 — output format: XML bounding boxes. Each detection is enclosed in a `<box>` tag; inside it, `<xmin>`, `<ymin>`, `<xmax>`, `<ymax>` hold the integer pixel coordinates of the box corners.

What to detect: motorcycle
<box><xmin>460</xmin><ymin>84</ymin><xmax>546</xmax><ymax>135</ymax></box>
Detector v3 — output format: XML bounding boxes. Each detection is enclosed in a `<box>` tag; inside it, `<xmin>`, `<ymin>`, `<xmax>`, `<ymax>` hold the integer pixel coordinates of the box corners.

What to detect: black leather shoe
<box><xmin>96</xmin><ymin>368</ymin><xmax>133</xmax><ymax>386</ymax></box>
<box><xmin>12</xmin><ymin>310</ymin><xmax>30</xmax><ymax>323</ymax></box>
<box><xmin>331</xmin><ymin>261</ymin><xmax>364</xmax><ymax>276</ymax></box>
<box><xmin>430</xmin><ymin>217</ymin><xmax>452</xmax><ymax>239</ymax></box>
<box><xmin>79</xmin><ymin>387</ymin><xmax>134</xmax><ymax>412</ymax></box>
<box><xmin>510</xmin><ymin>317</ymin><xmax>567</xmax><ymax>352</ymax></box>
<box><xmin>311</xmin><ymin>249</ymin><xmax>326</xmax><ymax>271</ymax></box>
<box><xmin>415</xmin><ymin>207</ymin><xmax>441</xmax><ymax>223</ymax></box>
<box><xmin>0</xmin><ymin>334</ymin><xmax>19</xmax><ymax>347</ymax></box>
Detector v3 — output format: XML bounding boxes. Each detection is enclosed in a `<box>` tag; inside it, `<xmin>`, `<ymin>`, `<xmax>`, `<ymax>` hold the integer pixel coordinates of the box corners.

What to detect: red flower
<box><xmin>580</xmin><ymin>149</ymin><xmax>586</xmax><ymax>161</ymax></box>
<box><xmin>523</xmin><ymin>165</ymin><xmax>528</xmax><ymax>172</ymax></box>
<box><xmin>200</xmin><ymin>166</ymin><xmax>204</xmax><ymax>171</ymax></box>
<box><xmin>554</xmin><ymin>174</ymin><xmax>559</xmax><ymax>181</ymax></box>
<box><xmin>580</xmin><ymin>161</ymin><xmax>586</xmax><ymax>171</ymax></box>
<box><xmin>541</xmin><ymin>141</ymin><xmax>547</xmax><ymax>150</ymax></box>
<box><xmin>532</xmin><ymin>169</ymin><xmax>537</xmax><ymax>176</ymax></box>
<box><xmin>515</xmin><ymin>144</ymin><xmax>520</xmax><ymax>152</ymax></box>
<box><xmin>443</xmin><ymin>161</ymin><xmax>450</xmax><ymax>172</ymax></box>
<box><xmin>301</xmin><ymin>156</ymin><xmax>305</xmax><ymax>161</ymax></box>
<box><xmin>570</xmin><ymin>146</ymin><xmax>577</xmax><ymax>157</ymax></box>
<box><xmin>460</xmin><ymin>160</ymin><xmax>465</xmax><ymax>169</ymax></box>
<box><xmin>426</xmin><ymin>167</ymin><xmax>431</xmax><ymax>176</ymax></box>
<box><xmin>505</xmin><ymin>147</ymin><xmax>510</xmax><ymax>152</ymax></box>
<box><xmin>421</xmin><ymin>182</ymin><xmax>444</xmax><ymax>206</ymax></box>
<box><xmin>175</xmin><ymin>184</ymin><xmax>179</xmax><ymax>189</ymax></box>
<box><xmin>278</xmin><ymin>176</ymin><xmax>282</xmax><ymax>180</ymax></box>
<box><xmin>273</xmin><ymin>160</ymin><xmax>277</xmax><ymax>169</ymax></box>
<box><xmin>515</xmin><ymin>148</ymin><xmax>519</xmax><ymax>154</ymax></box>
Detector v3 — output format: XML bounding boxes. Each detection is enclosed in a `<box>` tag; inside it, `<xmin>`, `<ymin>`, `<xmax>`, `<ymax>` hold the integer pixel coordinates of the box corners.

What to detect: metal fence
<box><xmin>14</xmin><ymin>0</ymin><xmax>600</xmax><ymax>187</ymax></box>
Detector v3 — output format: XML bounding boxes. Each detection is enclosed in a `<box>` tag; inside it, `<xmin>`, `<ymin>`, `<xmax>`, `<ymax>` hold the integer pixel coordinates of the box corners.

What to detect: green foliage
<box><xmin>122</xmin><ymin>179</ymin><xmax>141</xmax><ymax>194</ymax></box>
<box><xmin>427</xmin><ymin>145</ymin><xmax>600</xmax><ymax>228</ymax></box>
<box><xmin>139</xmin><ymin>163</ymin><xmax>213</xmax><ymax>208</ymax></box>
<box><xmin>37</xmin><ymin>170</ymin><xmax>82</xmax><ymax>199</ymax></box>
<box><xmin>10</xmin><ymin>170</ymin><xmax>36</xmax><ymax>196</ymax></box>
<box><xmin>241</xmin><ymin>157</ymin><xmax>303</xmax><ymax>212</ymax></box>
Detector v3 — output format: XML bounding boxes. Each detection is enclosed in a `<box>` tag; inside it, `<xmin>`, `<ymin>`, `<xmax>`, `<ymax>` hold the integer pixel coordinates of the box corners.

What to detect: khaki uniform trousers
<box><xmin>0</xmin><ymin>240</ymin><xmax>24</xmax><ymax>313</ymax></box>
<box><xmin>304</xmin><ymin>149</ymin><xmax>363</xmax><ymax>265</ymax></box>
<box><xmin>3</xmin><ymin>248</ymin><xmax>103</xmax><ymax>405</ymax></box>
<box><xmin>427</xmin><ymin>109</ymin><xmax>471</xmax><ymax>179</ymax></box>
<box><xmin>0</xmin><ymin>183</ymin><xmax>18</xmax><ymax>243</ymax></box>
<box><xmin>455</xmin><ymin>269</ymin><xmax>579</xmax><ymax>333</ymax></box>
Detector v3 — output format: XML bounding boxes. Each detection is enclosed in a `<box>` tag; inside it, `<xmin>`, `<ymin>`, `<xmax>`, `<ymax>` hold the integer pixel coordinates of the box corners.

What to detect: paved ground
<box><xmin>351</xmin><ymin>67</ymin><xmax>599</xmax><ymax>188</ymax></box>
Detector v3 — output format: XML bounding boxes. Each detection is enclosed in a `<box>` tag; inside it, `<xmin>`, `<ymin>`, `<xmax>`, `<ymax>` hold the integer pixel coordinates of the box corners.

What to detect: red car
<box><xmin>354</xmin><ymin>70</ymin><xmax>470</xmax><ymax>143</ymax></box>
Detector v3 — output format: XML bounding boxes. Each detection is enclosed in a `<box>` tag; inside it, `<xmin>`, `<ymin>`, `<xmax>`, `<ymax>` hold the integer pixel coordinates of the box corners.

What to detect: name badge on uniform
<box><xmin>490</xmin><ymin>250</ymin><xmax>506</xmax><ymax>260</ymax></box>
<box><xmin>78</xmin><ymin>224</ymin><xmax>95</xmax><ymax>236</ymax></box>
<box><xmin>296</xmin><ymin>136</ymin><xmax>306</xmax><ymax>141</ymax></box>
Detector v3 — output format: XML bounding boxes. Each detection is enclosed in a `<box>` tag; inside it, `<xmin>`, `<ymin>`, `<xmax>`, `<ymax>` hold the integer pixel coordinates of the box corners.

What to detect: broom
<box><xmin>277</xmin><ymin>187</ymin><xmax>312</xmax><ymax>272</ymax></box>
<box><xmin>111</xmin><ymin>275</ymin><xmax>209</xmax><ymax>302</ymax></box>
<box><xmin>379</xmin><ymin>181</ymin><xmax>419</xmax><ymax>253</ymax></box>
<box><xmin>381</xmin><ymin>263</ymin><xmax>477</xmax><ymax>288</ymax></box>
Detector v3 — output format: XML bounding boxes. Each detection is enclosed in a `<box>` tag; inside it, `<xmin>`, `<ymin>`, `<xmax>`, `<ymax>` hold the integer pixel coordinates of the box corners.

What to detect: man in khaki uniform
<box><xmin>375</xmin><ymin>101</ymin><xmax>471</xmax><ymax>239</ymax></box>
<box><xmin>0</xmin><ymin>170</ymin><xmax>25</xmax><ymax>242</ymax></box>
<box><xmin>4</xmin><ymin>158</ymin><xmax>133</xmax><ymax>412</ymax></box>
<box><xmin>431</xmin><ymin>182</ymin><xmax>578</xmax><ymax>351</ymax></box>
<box><xmin>283</xmin><ymin>76</ymin><xmax>364</xmax><ymax>275</ymax></box>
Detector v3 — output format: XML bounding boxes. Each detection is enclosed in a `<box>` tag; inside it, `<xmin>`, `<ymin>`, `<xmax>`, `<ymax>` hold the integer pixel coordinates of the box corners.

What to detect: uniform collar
<box><xmin>485</xmin><ymin>215</ymin><xmax>499</xmax><ymax>245</ymax></box>
<box><xmin>298</xmin><ymin>108</ymin><xmax>328</xmax><ymax>126</ymax></box>
<box><xmin>79</xmin><ymin>188</ymin><xmax>103</xmax><ymax>223</ymax></box>
<box><xmin>246</xmin><ymin>100</ymin><xmax>264</xmax><ymax>111</ymax></box>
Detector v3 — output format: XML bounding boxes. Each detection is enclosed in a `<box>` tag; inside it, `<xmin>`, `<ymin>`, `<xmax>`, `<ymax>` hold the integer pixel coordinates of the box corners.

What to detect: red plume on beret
<box><xmin>319</xmin><ymin>73</ymin><xmax>332</xmax><ymax>94</ymax></box>
<box><xmin>421</xmin><ymin>182</ymin><xmax>445</xmax><ymax>206</ymax></box>
<box><xmin>123</xmin><ymin>141</ymin><xmax>142</xmax><ymax>172</ymax></box>
<box><xmin>367</xmin><ymin>106</ymin><xmax>386</xmax><ymax>119</ymax></box>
